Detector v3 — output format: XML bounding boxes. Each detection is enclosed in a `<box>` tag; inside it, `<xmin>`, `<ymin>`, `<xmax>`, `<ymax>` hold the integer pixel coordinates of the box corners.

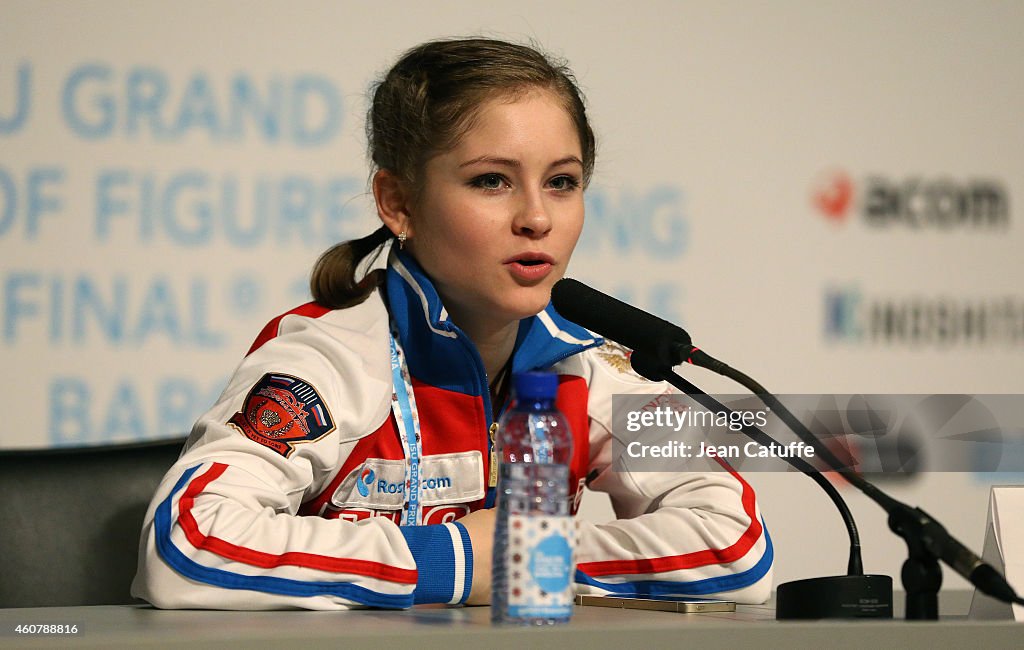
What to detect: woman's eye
<box><xmin>472</xmin><ymin>173</ymin><xmax>507</xmax><ymax>190</ymax></box>
<box><xmin>549</xmin><ymin>175</ymin><xmax>581</xmax><ymax>191</ymax></box>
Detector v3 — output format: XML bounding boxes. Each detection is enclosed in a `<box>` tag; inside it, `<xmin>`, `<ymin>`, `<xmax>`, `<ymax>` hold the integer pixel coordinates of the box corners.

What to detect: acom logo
<box><xmin>811</xmin><ymin>169</ymin><xmax>1010</xmax><ymax>230</ymax></box>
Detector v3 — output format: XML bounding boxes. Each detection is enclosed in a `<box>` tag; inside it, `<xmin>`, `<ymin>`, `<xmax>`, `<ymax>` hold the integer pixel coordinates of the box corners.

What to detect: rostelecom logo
<box><xmin>811</xmin><ymin>169</ymin><xmax>1009</xmax><ymax>229</ymax></box>
<box><xmin>356</xmin><ymin>467</ymin><xmax>375</xmax><ymax>498</ymax></box>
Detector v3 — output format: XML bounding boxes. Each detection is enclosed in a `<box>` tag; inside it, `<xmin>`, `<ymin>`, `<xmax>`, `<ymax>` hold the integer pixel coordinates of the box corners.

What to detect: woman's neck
<box><xmin>439</xmin><ymin>303</ymin><xmax>519</xmax><ymax>419</ymax></box>
<box><xmin>467</xmin><ymin>320</ymin><xmax>518</xmax><ymax>387</ymax></box>
<box><xmin>444</xmin><ymin>307</ymin><xmax>518</xmax><ymax>386</ymax></box>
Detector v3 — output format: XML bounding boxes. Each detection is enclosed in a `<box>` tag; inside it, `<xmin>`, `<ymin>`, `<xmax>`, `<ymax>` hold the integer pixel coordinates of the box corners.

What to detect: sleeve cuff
<box><xmin>399</xmin><ymin>522</ymin><xmax>473</xmax><ymax>605</ymax></box>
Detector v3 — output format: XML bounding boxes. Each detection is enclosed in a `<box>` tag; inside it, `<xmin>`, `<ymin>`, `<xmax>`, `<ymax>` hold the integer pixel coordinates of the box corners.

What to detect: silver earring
<box><xmin>397</xmin><ymin>231</ymin><xmax>407</xmax><ymax>249</ymax></box>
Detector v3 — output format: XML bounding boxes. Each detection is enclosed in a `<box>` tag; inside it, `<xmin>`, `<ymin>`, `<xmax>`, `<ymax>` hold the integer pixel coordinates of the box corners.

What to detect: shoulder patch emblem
<box><xmin>596</xmin><ymin>341</ymin><xmax>634</xmax><ymax>374</ymax></box>
<box><xmin>228</xmin><ymin>373</ymin><xmax>335</xmax><ymax>457</ymax></box>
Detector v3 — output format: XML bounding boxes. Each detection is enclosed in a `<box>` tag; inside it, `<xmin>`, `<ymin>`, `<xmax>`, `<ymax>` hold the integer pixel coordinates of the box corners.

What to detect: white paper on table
<box><xmin>968</xmin><ymin>485</ymin><xmax>1024</xmax><ymax>621</ymax></box>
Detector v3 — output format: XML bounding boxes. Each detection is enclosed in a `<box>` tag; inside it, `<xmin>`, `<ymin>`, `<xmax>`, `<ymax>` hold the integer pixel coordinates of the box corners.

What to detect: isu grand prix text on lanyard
<box><xmin>388</xmin><ymin>330</ymin><xmax>425</xmax><ymax>526</ymax></box>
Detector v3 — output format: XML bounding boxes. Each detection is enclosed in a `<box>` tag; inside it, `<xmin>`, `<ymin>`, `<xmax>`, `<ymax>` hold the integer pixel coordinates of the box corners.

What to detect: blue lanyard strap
<box><xmin>388</xmin><ymin>328</ymin><xmax>423</xmax><ymax>526</ymax></box>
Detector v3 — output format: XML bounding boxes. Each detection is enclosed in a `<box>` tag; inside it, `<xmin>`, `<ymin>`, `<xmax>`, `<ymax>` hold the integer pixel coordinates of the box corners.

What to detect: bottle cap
<box><xmin>512</xmin><ymin>372</ymin><xmax>559</xmax><ymax>400</ymax></box>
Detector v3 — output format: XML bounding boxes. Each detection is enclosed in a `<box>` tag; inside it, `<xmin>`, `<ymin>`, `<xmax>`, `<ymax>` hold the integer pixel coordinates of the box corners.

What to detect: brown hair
<box><xmin>310</xmin><ymin>37</ymin><xmax>596</xmax><ymax>308</ymax></box>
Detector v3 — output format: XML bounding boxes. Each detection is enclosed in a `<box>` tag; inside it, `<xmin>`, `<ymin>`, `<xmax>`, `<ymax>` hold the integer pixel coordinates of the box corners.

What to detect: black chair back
<box><xmin>0</xmin><ymin>437</ymin><xmax>186</xmax><ymax>607</ymax></box>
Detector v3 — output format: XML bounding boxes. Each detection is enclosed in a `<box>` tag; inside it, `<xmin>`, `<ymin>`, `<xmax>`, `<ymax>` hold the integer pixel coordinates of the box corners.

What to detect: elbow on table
<box><xmin>728</xmin><ymin>561</ymin><xmax>773</xmax><ymax>604</ymax></box>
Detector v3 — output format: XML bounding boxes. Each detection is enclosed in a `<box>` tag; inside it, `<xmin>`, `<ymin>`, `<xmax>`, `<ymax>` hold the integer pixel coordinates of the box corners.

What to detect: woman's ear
<box><xmin>372</xmin><ymin>169</ymin><xmax>413</xmax><ymax>239</ymax></box>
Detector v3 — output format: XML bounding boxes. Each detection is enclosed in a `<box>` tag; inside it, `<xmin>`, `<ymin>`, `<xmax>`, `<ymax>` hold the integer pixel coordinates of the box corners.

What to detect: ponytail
<box><xmin>310</xmin><ymin>226</ymin><xmax>392</xmax><ymax>309</ymax></box>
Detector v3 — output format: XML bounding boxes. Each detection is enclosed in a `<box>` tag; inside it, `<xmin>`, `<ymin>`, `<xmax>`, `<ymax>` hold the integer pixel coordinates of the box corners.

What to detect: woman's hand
<box><xmin>457</xmin><ymin>507</ymin><xmax>496</xmax><ymax>605</ymax></box>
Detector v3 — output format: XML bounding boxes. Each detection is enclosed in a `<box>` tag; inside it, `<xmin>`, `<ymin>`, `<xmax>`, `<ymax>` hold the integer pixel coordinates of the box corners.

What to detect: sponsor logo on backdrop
<box><xmin>812</xmin><ymin>169</ymin><xmax>1010</xmax><ymax>229</ymax></box>
<box><xmin>825</xmin><ymin>287</ymin><xmax>1024</xmax><ymax>346</ymax></box>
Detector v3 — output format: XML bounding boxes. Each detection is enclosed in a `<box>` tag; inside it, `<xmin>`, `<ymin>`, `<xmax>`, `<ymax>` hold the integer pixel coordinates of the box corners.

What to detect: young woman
<box><xmin>133</xmin><ymin>38</ymin><xmax>772</xmax><ymax>610</ymax></box>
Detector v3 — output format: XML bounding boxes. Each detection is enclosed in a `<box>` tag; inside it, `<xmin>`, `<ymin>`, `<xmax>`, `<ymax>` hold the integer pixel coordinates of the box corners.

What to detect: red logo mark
<box><xmin>812</xmin><ymin>170</ymin><xmax>854</xmax><ymax>223</ymax></box>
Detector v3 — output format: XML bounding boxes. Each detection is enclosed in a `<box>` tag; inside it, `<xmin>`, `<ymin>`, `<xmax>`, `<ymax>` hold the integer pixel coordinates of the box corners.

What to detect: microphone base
<box><xmin>775</xmin><ymin>574</ymin><xmax>893</xmax><ymax>619</ymax></box>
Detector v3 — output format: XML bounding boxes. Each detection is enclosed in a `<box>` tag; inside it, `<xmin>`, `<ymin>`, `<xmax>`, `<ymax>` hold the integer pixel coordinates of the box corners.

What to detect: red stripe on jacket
<box><xmin>576</xmin><ymin>459</ymin><xmax>762</xmax><ymax>577</ymax></box>
<box><xmin>176</xmin><ymin>463</ymin><xmax>418</xmax><ymax>584</ymax></box>
<box><xmin>247</xmin><ymin>302</ymin><xmax>331</xmax><ymax>356</ymax></box>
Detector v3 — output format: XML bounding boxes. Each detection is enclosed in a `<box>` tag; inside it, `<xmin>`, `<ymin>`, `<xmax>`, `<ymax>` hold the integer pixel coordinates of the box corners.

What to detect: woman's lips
<box><xmin>505</xmin><ymin>253</ymin><xmax>555</xmax><ymax>282</ymax></box>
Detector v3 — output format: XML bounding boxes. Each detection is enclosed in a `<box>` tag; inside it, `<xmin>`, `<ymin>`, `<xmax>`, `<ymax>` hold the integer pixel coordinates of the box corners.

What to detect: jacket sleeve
<box><xmin>573</xmin><ymin>346</ymin><xmax>773</xmax><ymax>604</ymax></box>
<box><xmin>131</xmin><ymin>307</ymin><xmax>474</xmax><ymax>610</ymax></box>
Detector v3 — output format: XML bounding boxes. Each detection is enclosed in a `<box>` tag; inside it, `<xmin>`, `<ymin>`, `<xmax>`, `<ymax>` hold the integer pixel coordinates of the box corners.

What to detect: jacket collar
<box><xmin>385</xmin><ymin>249</ymin><xmax>602</xmax><ymax>396</ymax></box>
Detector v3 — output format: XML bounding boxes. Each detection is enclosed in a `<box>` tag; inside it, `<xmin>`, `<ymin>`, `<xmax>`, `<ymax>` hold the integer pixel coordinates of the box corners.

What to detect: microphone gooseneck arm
<box><xmin>684</xmin><ymin>349</ymin><xmax>1023</xmax><ymax>615</ymax></box>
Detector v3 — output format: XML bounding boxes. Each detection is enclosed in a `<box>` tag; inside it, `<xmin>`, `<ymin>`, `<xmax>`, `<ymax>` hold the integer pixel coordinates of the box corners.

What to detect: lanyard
<box><xmin>388</xmin><ymin>328</ymin><xmax>423</xmax><ymax>526</ymax></box>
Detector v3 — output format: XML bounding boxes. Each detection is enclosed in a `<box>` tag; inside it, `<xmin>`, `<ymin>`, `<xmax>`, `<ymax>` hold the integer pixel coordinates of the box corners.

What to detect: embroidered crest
<box><xmin>228</xmin><ymin>373</ymin><xmax>334</xmax><ymax>457</ymax></box>
<box><xmin>596</xmin><ymin>341</ymin><xmax>634</xmax><ymax>374</ymax></box>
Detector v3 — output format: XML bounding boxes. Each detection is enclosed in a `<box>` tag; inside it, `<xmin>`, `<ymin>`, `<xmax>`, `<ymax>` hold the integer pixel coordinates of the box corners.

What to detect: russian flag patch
<box><xmin>228</xmin><ymin>373</ymin><xmax>335</xmax><ymax>457</ymax></box>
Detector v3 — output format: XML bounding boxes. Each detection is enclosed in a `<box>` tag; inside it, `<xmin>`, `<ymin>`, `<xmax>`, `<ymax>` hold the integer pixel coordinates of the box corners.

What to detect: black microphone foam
<box><xmin>551</xmin><ymin>279</ymin><xmax>692</xmax><ymax>365</ymax></box>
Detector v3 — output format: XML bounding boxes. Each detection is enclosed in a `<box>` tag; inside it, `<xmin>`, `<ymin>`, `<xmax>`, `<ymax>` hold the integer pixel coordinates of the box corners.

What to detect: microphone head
<box><xmin>550</xmin><ymin>278</ymin><xmax>599</xmax><ymax>322</ymax></box>
<box><xmin>551</xmin><ymin>278</ymin><xmax>691</xmax><ymax>363</ymax></box>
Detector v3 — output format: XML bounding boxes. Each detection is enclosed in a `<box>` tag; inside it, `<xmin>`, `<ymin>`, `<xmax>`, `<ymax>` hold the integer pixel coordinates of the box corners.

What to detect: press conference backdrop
<box><xmin>3</xmin><ymin>0</ymin><xmax>1022</xmax><ymax>592</ymax></box>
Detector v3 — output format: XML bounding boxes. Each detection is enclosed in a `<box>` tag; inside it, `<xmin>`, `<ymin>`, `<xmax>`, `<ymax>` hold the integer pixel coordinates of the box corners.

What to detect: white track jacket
<box><xmin>132</xmin><ymin>251</ymin><xmax>773</xmax><ymax>609</ymax></box>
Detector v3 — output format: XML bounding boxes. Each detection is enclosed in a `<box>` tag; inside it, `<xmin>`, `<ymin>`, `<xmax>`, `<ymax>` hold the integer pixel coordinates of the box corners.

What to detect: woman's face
<box><xmin>407</xmin><ymin>89</ymin><xmax>585</xmax><ymax>332</ymax></box>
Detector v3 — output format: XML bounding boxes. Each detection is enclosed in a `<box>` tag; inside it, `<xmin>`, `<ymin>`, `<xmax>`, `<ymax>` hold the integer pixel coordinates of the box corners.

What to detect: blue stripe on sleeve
<box><xmin>399</xmin><ymin>523</ymin><xmax>466</xmax><ymax>604</ymax></box>
<box><xmin>155</xmin><ymin>464</ymin><xmax>413</xmax><ymax>609</ymax></box>
<box><xmin>454</xmin><ymin>521</ymin><xmax>473</xmax><ymax>604</ymax></box>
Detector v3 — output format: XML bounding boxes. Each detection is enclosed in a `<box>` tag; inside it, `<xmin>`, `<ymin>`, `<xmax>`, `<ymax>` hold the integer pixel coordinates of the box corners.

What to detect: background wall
<box><xmin>3</xmin><ymin>0</ymin><xmax>1022</xmax><ymax>592</ymax></box>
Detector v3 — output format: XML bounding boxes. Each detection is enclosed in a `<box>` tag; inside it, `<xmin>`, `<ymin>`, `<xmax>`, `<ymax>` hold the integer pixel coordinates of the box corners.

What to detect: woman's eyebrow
<box><xmin>550</xmin><ymin>155</ymin><xmax>584</xmax><ymax>169</ymax></box>
<box><xmin>459</xmin><ymin>155</ymin><xmax>520</xmax><ymax>168</ymax></box>
<box><xmin>458</xmin><ymin>155</ymin><xmax>583</xmax><ymax>169</ymax></box>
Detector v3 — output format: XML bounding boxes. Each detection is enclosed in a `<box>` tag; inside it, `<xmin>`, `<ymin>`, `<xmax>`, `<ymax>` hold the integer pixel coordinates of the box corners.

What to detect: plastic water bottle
<box><xmin>491</xmin><ymin>372</ymin><xmax>575</xmax><ymax>625</ymax></box>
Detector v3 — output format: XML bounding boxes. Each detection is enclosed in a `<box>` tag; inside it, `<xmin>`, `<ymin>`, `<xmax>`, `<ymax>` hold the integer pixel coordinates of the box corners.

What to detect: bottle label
<box><xmin>505</xmin><ymin>514</ymin><xmax>575</xmax><ymax>619</ymax></box>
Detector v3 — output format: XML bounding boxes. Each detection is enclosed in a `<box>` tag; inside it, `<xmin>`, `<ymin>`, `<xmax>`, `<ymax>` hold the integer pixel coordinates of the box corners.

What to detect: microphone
<box><xmin>551</xmin><ymin>278</ymin><xmax>693</xmax><ymax>367</ymax></box>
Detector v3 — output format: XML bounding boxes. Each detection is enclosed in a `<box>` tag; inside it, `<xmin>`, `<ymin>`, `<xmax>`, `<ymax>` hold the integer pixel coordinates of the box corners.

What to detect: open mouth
<box><xmin>506</xmin><ymin>252</ymin><xmax>554</xmax><ymax>266</ymax></box>
<box><xmin>506</xmin><ymin>254</ymin><xmax>554</xmax><ymax>282</ymax></box>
